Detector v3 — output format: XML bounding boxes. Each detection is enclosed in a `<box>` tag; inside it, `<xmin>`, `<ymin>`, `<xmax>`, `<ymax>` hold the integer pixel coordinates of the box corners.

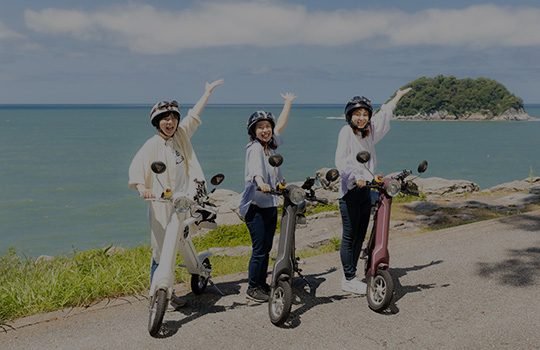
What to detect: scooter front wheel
<box><xmin>148</xmin><ymin>289</ymin><xmax>168</xmax><ymax>337</ymax></box>
<box><xmin>366</xmin><ymin>269</ymin><xmax>394</xmax><ymax>312</ymax></box>
<box><xmin>268</xmin><ymin>279</ymin><xmax>293</xmax><ymax>326</ymax></box>
<box><xmin>190</xmin><ymin>258</ymin><xmax>210</xmax><ymax>295</ymax></box>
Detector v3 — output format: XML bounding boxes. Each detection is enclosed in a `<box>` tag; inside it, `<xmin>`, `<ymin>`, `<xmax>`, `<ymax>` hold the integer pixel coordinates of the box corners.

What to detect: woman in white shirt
<box><xmin>335</xmin><ymin>88</ymin><xmax>411</xmax><ymax>295</ymax></box>
<box><xmin>129</xmin><ymin>79</ymin><xmax>223</xmax><ymax>284</ymax></box>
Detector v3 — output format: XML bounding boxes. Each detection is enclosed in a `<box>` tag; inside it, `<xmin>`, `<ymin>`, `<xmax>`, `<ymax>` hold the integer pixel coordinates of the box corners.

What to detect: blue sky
<box><xmin>1</xmin><ymin>0</ymin><xmax>540</xmax><ymax>104</ymax></box>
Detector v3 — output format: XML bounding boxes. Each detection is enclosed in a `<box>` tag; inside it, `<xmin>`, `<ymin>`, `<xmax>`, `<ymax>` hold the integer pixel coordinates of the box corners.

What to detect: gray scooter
<box><xmin>259</xmin><ymin>154</ymin><xmax>339</xmax><ymax>326</ymax></box>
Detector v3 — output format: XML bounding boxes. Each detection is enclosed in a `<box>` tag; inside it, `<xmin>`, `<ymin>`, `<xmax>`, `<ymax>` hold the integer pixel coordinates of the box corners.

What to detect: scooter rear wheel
<box><xmin>366</xmin><ymin>269</ymin><xmax>394</xmax><ymax>312</ymax></box>
<box><xmin>148</xmin><ymin>289</ymin><xmax>168</xmax><ymax>337</ymax></box>
<box><xmin>190</xmin><ymin>258</ymin><xmax>210</xmax><ymax>295</ymax></box>
<box><xmin>268</xmin><ymin>279</ymin><xmax>293</xmax><ymax>326</ymax></box>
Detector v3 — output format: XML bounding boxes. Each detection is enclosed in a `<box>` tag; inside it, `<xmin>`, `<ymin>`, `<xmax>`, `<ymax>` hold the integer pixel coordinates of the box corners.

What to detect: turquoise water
<box><xmin>1</xmin><ymin>104</ymin><xmax>539</xmax><ymax>257</ymax></box>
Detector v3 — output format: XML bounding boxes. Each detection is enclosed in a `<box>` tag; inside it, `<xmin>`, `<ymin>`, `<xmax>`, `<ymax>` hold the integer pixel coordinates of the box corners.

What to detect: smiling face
<box><xmin>350</xmin><ymin>108</ymin><xmax>370</xmax><ymax>129</ymax></box>
<box><xmin>158</xmin><ymin>114</ymin><xmax>179</xmax><ymax>139</ymax></box>
<box><xmin>254</xmin><ymin>120</ymin><xmax>273</xmax><ymax>143</ymax></box>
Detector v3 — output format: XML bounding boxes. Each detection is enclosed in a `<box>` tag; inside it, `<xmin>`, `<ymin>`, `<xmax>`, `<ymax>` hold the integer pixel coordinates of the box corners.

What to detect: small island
<box><xmin>391</xmin><ymin>75</ymin><xmax>532</xmax><ymax>121</ymax></box>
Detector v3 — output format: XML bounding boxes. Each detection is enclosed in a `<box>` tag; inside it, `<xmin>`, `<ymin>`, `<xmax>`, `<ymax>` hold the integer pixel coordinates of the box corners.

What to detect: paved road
<box><xmin>2</xmin><ymin>211</ymin><xmax>540</xmax><ymax>349</ymax></box>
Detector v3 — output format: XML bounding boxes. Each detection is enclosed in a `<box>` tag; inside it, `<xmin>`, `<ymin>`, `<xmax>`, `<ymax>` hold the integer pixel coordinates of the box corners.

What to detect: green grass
<box><xmin>192</xmin><ymin>224</ymin><xmax>252</xmax><ymax>250</ymax></box>
<box><xmin>0</xmin><ymin>245</ymin><xmax>151</xmax><ymax>323</ymax></box>
<box><xmin>392</xmin><ymin>191</ymin><xmax>427</xmax><ymax>203</ymax></box>
<box><xmin>1</xmin><ymin>202</ymin><xmax>340</xmax><ymax>325</ymax></box>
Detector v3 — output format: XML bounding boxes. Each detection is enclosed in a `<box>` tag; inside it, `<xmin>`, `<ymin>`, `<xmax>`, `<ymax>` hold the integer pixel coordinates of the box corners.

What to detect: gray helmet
<box><xmin>247</xmin><ymin>111</ymin><xmax>275</xmax><ymax>138</ymax></box>
<box><xmin>150</xmin><ymin>100</ymin><xmax>180</xmax><ymax>128</ymax></box>
<box><xmin>345</xmin><ymin>96</ymin><xmax>373</xmax><ymax>119</ymax></box>
<box><xmin>344</xmin><ymin>96</ymin><xmax>373</xmax><ymax>131</ymax></box>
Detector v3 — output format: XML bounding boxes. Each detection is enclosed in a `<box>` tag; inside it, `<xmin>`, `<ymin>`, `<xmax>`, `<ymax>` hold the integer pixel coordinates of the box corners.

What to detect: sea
<box><xmin>2</xmin><ymin>104</ymin><xmax>540</xmax><ymax>258</ymax></box>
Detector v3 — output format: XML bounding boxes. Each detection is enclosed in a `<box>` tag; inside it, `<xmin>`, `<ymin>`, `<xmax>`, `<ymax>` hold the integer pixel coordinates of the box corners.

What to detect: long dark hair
<box><xmin>250</xmin><ymin>135</ymin><xmax>278</xmax><ymax>150</ymax></box>
<box><xmin>352</xmin><ymin>124</ymin><xmax>370</xmax><ymax>138</ymax></box>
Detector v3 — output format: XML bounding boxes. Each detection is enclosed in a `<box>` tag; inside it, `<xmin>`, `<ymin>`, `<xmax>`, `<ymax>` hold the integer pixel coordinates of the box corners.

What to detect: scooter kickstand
<box><xmin>209</xmin><ymin>279</ymin><xmax>225</xmax><ymax>296</ymax></box>
<box><xmin>296</xmin><ymin>269</ymin><xmax>313</xmax><ymax>289</ymax></box>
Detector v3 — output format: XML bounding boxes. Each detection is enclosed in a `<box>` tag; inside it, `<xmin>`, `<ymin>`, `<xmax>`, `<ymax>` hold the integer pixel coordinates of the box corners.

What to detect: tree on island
<box><xmin>391</xmin><ymin>75</ymin><xmax>527</xmax><ymax>120</ymax></box>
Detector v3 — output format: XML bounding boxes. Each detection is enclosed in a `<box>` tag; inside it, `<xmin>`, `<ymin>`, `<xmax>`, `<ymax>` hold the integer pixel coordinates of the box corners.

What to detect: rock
<box><xmin>210</xmin><ymin>189</ymin><xmax>241</xmax><ymax>213</ymax></box>
<box><xmin>488</xmin><ymin>177</ymin><xmax>540</xmax><ymax>193</ymax></box>
<box><xmin>210</xmin><ymin>189</ymin><xmax>244</xmax><ymax>226</ymax></box>
<box><xmin>405</xmin><ymin>201</ymin><xmax>442</xmax><ymax>213</ymax></box>
<box><xmin>315</xmin><ymin>167</ymin><xmax>341</xmax><ymax>193</ymax></box>
<box><xmin>414</xmin><ymin>177</ymin><xmax>480</xmax><ymax>195</ymax></box>
<box><xmin>530</xmin><ymin>186</ymin><xmax>540</xmax><ymax>195</ymax></box>
<box><xmin>493</xmin><ymin>193</ymin><xmax>540</xmax><ymax>208</ymax></box>
<box><xmin>393</xmin><ymin>107</ymin><xmax>532</xmax><ymax>121</ymax></box>
<box><xmin>493</xmin><ymin>107</ymin><xmax>532</xmax><ymax>121</ymax></box>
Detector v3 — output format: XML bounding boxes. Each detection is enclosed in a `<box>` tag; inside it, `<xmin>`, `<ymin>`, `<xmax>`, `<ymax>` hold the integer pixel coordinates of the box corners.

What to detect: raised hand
<box><xmin>280</xmin><ymin>92</ymin><xmax>298</xmax><ymax>104</ymax></box>
<box><xmin>205</xmin><ymin>79</ymin><xmax>224</xmax><ymax>94</ymax></box>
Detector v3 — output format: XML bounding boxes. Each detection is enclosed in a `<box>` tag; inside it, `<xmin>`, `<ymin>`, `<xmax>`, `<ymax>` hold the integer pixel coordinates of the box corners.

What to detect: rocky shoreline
<box><xmin>34</xmin><ymin>175</ymin><xmax>540</xmax><ymax>263</ymax></box>
<box><xmin>393</xmin><ymin>107</ymin><xmax>533</xmax><ymax>121</ymax></box>
<box><xmin>208</xmin><ymin>174</ymin><xmax>540</xmax><ymax>257</ymax></box>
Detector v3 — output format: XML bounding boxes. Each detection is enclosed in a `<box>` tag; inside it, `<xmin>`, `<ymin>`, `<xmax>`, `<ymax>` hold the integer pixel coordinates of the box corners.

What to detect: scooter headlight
<box><xmin>173</xmin><ymin>195</ymin><xmax>194</xmax><ymax>213</ymax></box>
<box><xmin>385</xmin><ymin>179</ymin><xmax>401</xmax><ymax>198</ymax></box>
<box><xmin>289</xmin><ymin>187</ymin><xmax>306</xmax><ymax>206</ymax></box>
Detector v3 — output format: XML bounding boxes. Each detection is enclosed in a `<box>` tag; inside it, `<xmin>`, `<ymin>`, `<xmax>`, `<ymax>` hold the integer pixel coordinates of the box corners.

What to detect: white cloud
<box><xmin>0</xmin><ymin>21</ymin><xmax>25</xmax><ymax>40</ymax></box>
<box><xmin>23</xmin><ymin>3</ymin><xmax>540</xmax><ymax>54</ymax></box>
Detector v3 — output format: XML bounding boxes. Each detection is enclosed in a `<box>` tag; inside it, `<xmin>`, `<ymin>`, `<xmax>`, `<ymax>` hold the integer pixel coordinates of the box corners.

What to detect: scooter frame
<box><xmin>356</xmin><ymin>151</ymin><xmax>427</xmax><ymax>312</ymax></box>
<box><xmin>263</xmin><ymin>154</ymin><xmax>338</xmax><ymax>326</ymax></box>
<box><xmin>147</xmin><ymin>162</ymin><xmax>224</xmax><ymax>336</ymax></box>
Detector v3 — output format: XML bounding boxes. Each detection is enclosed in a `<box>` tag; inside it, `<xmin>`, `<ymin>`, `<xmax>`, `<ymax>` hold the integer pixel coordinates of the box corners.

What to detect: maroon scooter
<box><xmin>356</xmin><ymin>151</ymin><xmax>428</xmax><ymax>312</ymax></box>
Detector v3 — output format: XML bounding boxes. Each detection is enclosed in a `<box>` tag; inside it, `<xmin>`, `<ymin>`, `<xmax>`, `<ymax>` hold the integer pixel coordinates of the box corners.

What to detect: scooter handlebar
<box><xmin>255</xmin><ymin>186</ymin><xmax>282</xmax><ymax>196</ymax></box>
<box><xmin>401</xmin><ymin>187</ymin><xmax>420</xmax><ymax>197</ymax></box>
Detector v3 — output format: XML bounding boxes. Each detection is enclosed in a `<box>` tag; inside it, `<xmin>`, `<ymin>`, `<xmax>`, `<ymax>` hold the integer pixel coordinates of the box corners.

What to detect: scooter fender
<box><xmin>149</xmin><ymin>276</ymin><xmax>174</xmax><ymax>300</ymax></box>
<box><xmin>270</xmin><ymin>195</ymin><xmax>298</xmax><ymax>288</ymax></box>
<box><xmin>277</xmin><ymin>273</ymin><xmax>291</xmax><ymax>282</ymax></box>
<box><xmin>198</xmin><ymin>251</ymin><xmax>213</xmax><ymax>276</ymax></box>
<box><xmin>366</xmin><ymin>188</ymin><xmax>392</xmax><ymax>278</ymax></box>
<box><xmin>148</xmin><ymin>211</ymin><xmax>186</xmax><ymax>300</ymax></box>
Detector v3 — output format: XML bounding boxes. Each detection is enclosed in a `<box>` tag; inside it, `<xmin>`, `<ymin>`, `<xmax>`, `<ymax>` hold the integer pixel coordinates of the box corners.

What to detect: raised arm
<box><xmin>388</xmin><ymin>87</ymin><xmax>412</xmax><ymax>106</ymax></box>
<box><xmin>190</xmin><ymin>79</ymin><xmax>224</xmax><ymax>118</ymax></box>
<box><xmin>274</xmin><ymin>92</ymin><xmax>297</xmax><ymax>135</ymax></box>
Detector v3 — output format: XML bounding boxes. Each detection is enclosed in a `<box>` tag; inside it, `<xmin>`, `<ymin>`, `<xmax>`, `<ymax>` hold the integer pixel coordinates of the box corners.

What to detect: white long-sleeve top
<box><xmin>128</xmin><ymin>110</ymin><xmax>205</xmax><ymax>251</ymax></box>
<box><xmin>335</xmin><ymin>99</ymin><xmax>398</xmax><ymax>198</ymax></box>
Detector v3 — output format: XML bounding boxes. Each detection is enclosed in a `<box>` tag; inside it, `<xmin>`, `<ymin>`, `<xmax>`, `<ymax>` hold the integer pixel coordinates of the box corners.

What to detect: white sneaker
<box><xmin>342</xmin><ymin>276</ymin><xmax>367</xmax><ymax>295</ymax></box>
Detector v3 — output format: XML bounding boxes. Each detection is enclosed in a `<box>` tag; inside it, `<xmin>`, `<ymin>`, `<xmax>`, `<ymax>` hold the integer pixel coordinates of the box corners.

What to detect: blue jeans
<box><xmin>245</xmin><ymin>204</ymin><xmax>278</xmax><ymax>289</ymax></box>
<box><xmin>150</xmin><ymin>258</ymin><xmax>158</xmax><ymax>283</ymax></box>
<box><xmin>339</xmin><ymin>187</ymin><xmax>371</xmax><ymax>280</ymax></box>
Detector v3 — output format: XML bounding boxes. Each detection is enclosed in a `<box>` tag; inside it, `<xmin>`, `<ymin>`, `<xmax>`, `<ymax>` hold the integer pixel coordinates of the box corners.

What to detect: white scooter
<box><xmin>147</xmin><ymin>160</ymin><xmax>224</xmax><ymax>337</ymax></box>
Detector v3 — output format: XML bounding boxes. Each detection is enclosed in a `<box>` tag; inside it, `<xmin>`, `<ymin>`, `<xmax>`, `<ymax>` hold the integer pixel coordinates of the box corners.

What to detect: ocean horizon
<box><xmin>2</xmin><ymin>103</ymin><xmax>540</xmax><ymax>258</ymax></box>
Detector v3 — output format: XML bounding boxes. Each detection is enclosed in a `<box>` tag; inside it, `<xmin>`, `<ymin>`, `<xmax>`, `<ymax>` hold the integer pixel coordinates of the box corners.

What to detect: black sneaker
<box><xmin>170</xmin><ymin>293</ymin><xmax>186</xmax><ymax>308</ymax></box>
<box><xmin>246</xmin><ymin>287</ymin><xmax>269</xmax><ymax>302</ymax></box>
<box><xmin>260</xmin><ymin>283</ymin><xmax>271</xmax><ymax>294</ymax></box>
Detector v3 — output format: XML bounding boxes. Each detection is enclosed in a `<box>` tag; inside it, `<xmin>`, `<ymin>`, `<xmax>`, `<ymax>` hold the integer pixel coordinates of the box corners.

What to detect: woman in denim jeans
<box><xmin>335</xmin><ymin>88</ymin><xmax>411</xmax><ymax>294</ymax></box>
<box><xmin>239</xmin><ymin>92</ymin><xmax>297</xmax><ymax>302</ymax></box>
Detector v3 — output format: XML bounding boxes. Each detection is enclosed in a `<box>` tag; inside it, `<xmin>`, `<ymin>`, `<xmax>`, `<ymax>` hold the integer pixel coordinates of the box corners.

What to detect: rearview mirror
<box><xmin>356</xmin><ymin>151</ymin><xmax>370</xmax><ymax>164</ymax></box>
<box><xmin>417</xmin><ymin>160</ymin><xmax>428</xmax><ymax>174</ymax></box>
<box><xmin>151</xmin><ymin>161</ymin><xmax>167</xmax><ymax>174</ymax></box>
<box><xmin>268</xmin><ymin>154</ymin><xmax>283</xmax><ymax>167</ymax></box>
<box><xmin>325</xmin><ymin>168</ymin><xmax>340</xmax><ymax>182</ymax></box>
<box><xmin>211</xmin><ymin>173</ymin><xmax>225</xmax><ymax>186</ymax></box>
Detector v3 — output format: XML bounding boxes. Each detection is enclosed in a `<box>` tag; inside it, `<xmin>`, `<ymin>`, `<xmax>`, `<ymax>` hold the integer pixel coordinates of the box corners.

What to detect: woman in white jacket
<box><xmin>335</xmin><ymin>88</ymin><xmax>411</xmax><ymax>295</ymax></box>
<box><xmin>129</xmin><ymin>79</ymin><xmax>223</xmax><ymax>284</ymax></box>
